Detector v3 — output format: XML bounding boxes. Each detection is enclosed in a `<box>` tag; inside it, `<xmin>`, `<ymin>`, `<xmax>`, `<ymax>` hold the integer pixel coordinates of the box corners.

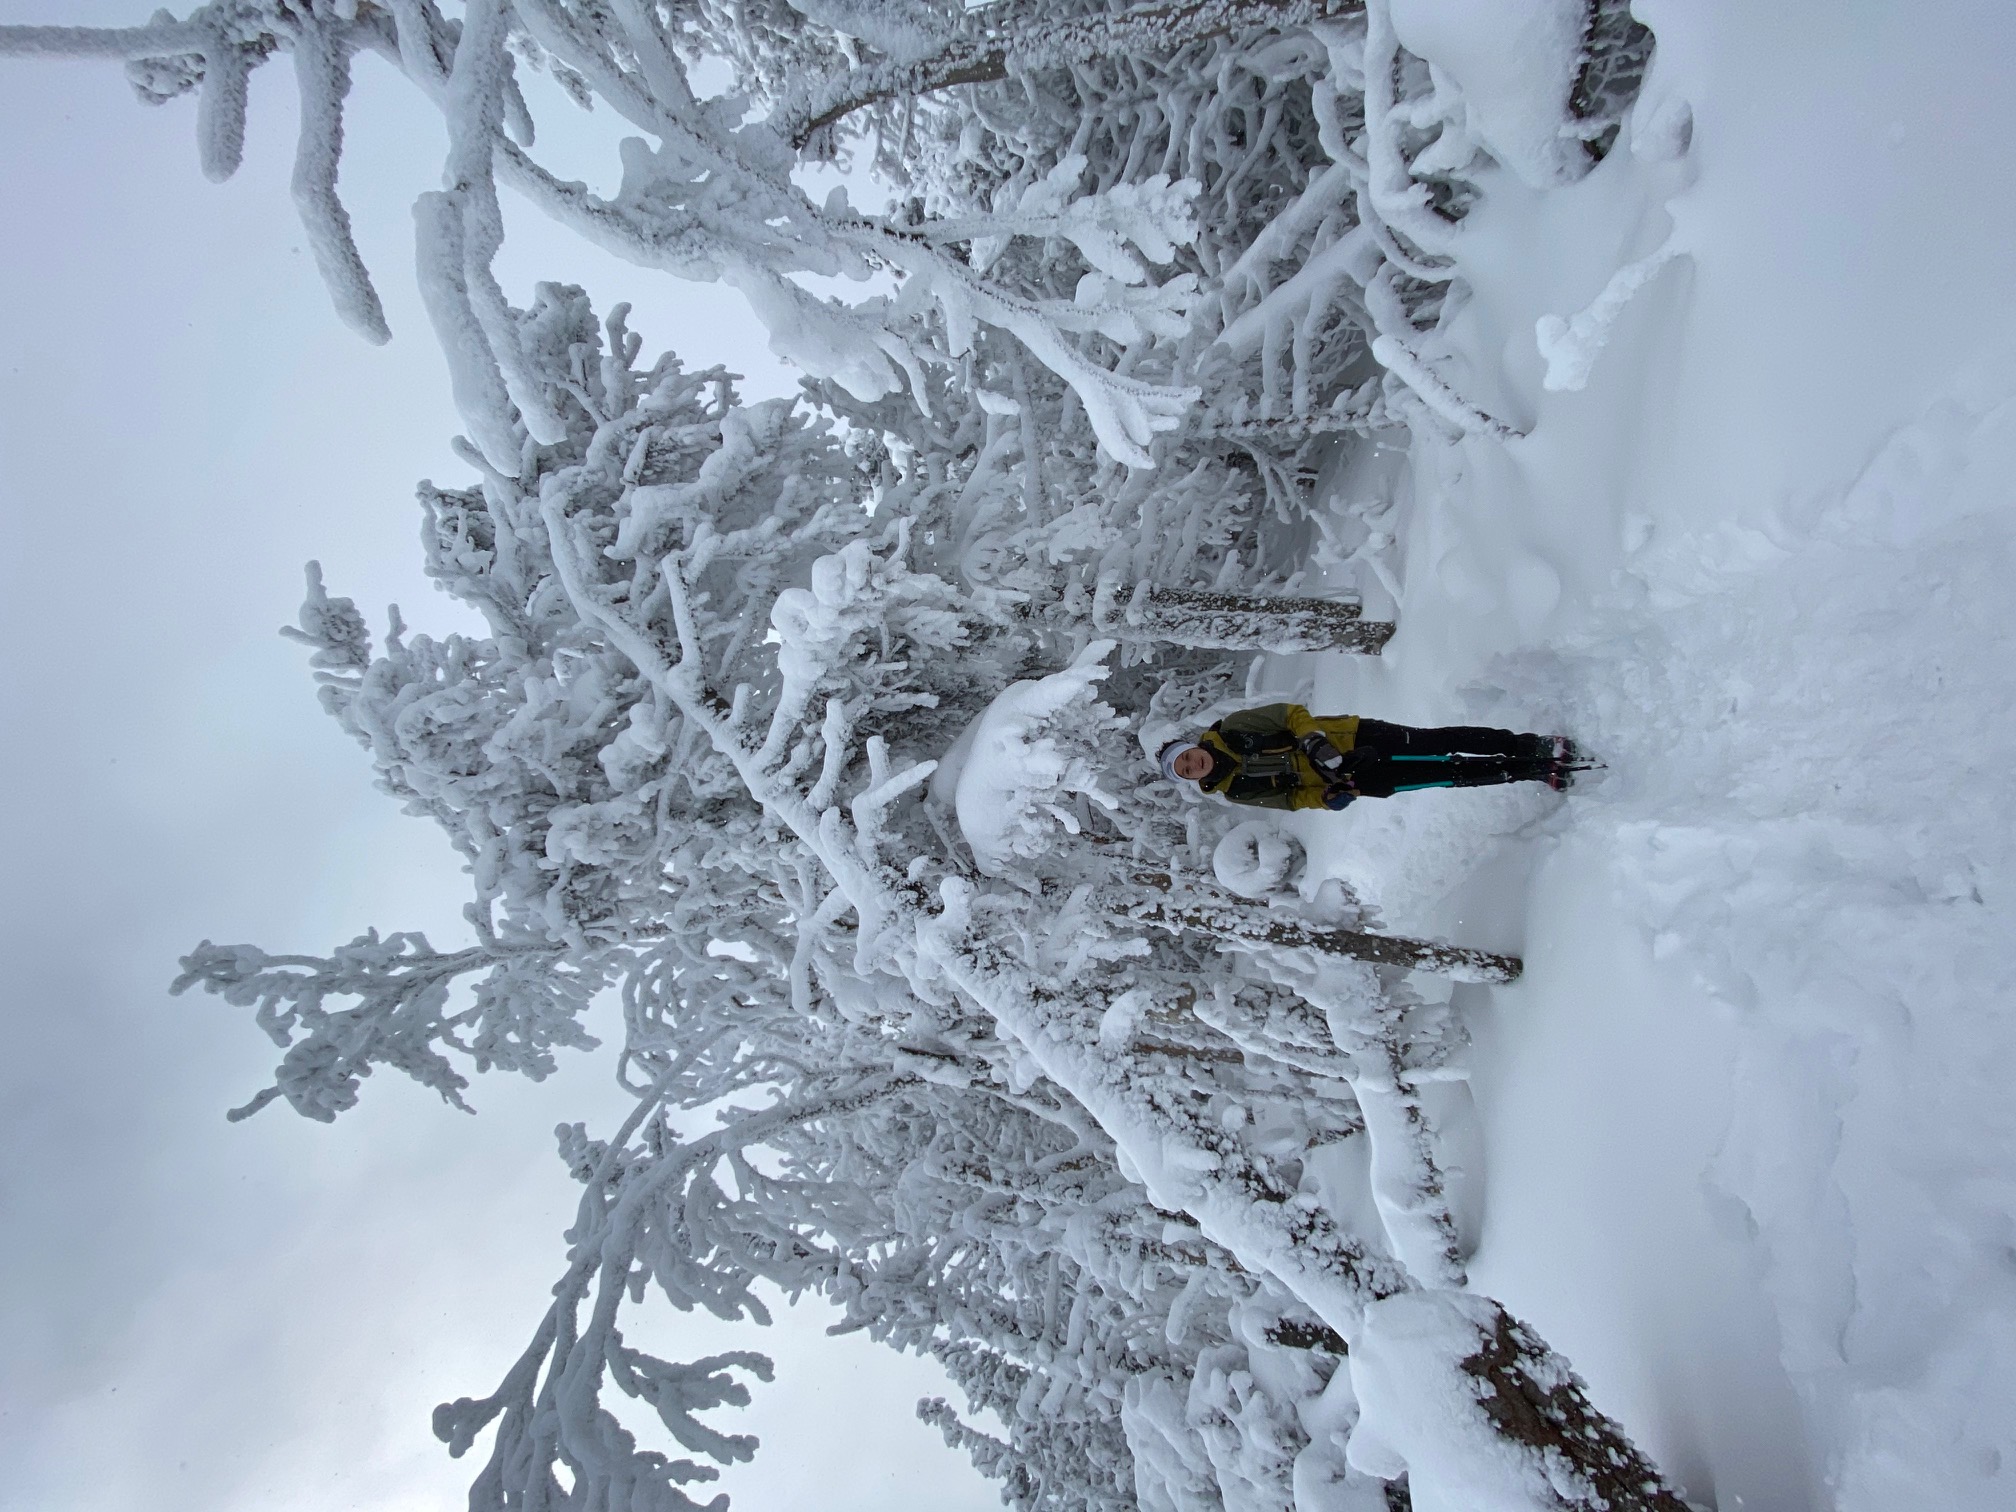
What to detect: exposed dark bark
<box><xmin>1189</xmin><ymin>907</ymin><xmax>1520</xmax><ymax>983</ymax></box>
<box><xmin>1090</xmin><ymin>582</ymin><xmax>1395</xmax><ymax>654</ymax></box>
<box><xmin>1133</xmin><ymin>1035</ymin><xmax>1248</xmax><ymax>1065</ymax></box>
<box><xmin>1569</xmin><ymin>0</ymin><xmax>1658</xmax><ymax>162</ymax></box>
<box><xmin>1202</xmin><ymin>409</ymin><xmax>1386</xmax><ymax>443</ymax></box>
<box><xmin>779</xmin><ymin>0</ymin><xmax>1368</xmax><ymax>151</ymax></box>
<box><xmin>1264</xmin><ymin>1316</ymin><xmax>1349</xmax><ymax>1354</ymax></box>
<box><xmin>1462</xmin><ymin>1302</ymin><xmax>1694</xmax><ymax>1512</ymax></box>
<box><xmin>1135</xmin><ymin>900</ymin><xmax>1521</xmax><ymax>983</ymax></box>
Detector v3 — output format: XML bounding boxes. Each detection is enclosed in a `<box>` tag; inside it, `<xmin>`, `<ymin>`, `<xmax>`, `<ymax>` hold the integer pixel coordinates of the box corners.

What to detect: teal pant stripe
<box><xmin>1390</xmin><ymin>754</ymin><xmax>1452</xmax><ymax>762</ymax></box>
<box><xmin>1393</xmin><ymin>780</ymin><xmax>1456</xmax><ymax>792</ymax></box>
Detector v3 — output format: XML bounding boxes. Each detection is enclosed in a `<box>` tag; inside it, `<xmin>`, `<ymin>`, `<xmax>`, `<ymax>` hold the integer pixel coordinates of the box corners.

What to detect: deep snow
<box><xmin>6</xmin><ymin>2</ymin><xmax>2012</xmax><ymax>1508</ymax></box>
<box><xmin>1281</xmin><ymin>2</ymin><xmax>2016</xmax><ymax>1507</ymax></box>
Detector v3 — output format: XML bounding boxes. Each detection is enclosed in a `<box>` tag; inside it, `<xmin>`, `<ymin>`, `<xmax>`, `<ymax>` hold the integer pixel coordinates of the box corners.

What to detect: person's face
<box><xmin>1172</xmin><ymin>747</ymin><xmax>1213</xmax><ymax>782</ymax></box>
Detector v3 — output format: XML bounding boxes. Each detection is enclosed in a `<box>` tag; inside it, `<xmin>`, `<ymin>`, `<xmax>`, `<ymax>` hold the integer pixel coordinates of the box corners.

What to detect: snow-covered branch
<box><xmin>776</xmin><ymin>0</ymin><xmax>1369</xmax><ymax>151</ymax></box>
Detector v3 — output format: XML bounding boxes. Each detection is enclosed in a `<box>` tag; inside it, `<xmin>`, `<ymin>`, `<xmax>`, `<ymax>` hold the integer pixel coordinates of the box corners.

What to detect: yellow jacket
<box><xmin>1196</xmin><ymin>703</ymin><xmax>1361</xmax><ymax>810</ymax></box>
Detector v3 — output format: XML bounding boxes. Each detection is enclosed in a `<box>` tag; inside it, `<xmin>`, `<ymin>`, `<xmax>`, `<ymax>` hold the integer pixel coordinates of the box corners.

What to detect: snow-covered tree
<box><xmin>168</xmin><ymin>283</ymin><xmax>1677</xmax><ymax>1510</ymax></box>
<box><xmin>17</xmin><ymin>4</ymin><xmax>1684</xmax><ymax>1511</ymax></box>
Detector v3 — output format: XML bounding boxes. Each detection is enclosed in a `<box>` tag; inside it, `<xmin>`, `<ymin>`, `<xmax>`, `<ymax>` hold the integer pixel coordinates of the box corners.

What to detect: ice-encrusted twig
<box><xmin>1372</xmin><ymin>334</ymin><xmax>1527</xmax><ymax>441</ymax></box>
<box><xmin>290</xmin><ymin>19</ymin><xmax>390</xmax><ymax>344</ymax></box>
<box><xmin>1535</xmin><ymin>243</ymin><xmax>1682</xmax><ymax>392</ymax></box>
<box><xmin>776</xmin><ymin>0</ymin><xmax>1370</xmax><ymax>151</ymax></box>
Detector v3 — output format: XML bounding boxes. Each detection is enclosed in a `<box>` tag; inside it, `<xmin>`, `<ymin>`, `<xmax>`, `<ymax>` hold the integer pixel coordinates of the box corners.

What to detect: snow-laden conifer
<box><xmin>18</xmin><ymin>4</ymin><xmax>1679</xmax><ymax>1509</ymax></box>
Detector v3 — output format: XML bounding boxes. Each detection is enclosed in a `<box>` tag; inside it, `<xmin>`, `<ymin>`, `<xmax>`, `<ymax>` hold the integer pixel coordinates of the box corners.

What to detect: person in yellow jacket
<box><xmin>1158</xmin><ymin>703</ymin><xmax>1580</xmax><ymax>810</ymax></box>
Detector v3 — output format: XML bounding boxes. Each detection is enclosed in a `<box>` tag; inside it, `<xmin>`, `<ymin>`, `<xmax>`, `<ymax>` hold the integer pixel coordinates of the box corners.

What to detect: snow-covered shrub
<box><xmin>1213</xmin><ymin>822</ymin><xmax>1308</xmax><ymax>900</ymax></box>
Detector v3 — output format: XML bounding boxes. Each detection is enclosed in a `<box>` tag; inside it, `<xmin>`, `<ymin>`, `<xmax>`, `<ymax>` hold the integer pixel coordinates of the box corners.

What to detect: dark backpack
<box><xmin>1208</xmin><ymin>716</ymin><xmax>1304</xmax><ymax>802</ymax></box>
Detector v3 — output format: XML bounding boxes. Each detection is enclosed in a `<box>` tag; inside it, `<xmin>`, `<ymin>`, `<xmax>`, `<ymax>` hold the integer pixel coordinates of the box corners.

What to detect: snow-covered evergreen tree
<box><xmin>16</xmin><ymin>4</ymin><xmax>1681</xmax><ymax>1510</ymax></box>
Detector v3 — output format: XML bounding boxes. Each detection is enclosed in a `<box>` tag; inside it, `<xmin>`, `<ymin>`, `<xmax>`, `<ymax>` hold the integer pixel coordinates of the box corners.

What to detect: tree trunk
<box><xmin>1460</xmin><ymin>1302</ymin><xmax>1693</xmax><ymax>1512</ymax></box>
<box><xmin>1134</xmin><ymin>900</ymin><xmax>1521</xmax><ymax>983</ymax></box>
<box><xmin>1352</xmin><ymin>1292</ymin><xmax>1695</xmax><ymax>1512</ymax></box>
<box><xmin>782</xmin><ymin>0</ymin><xmax>1368</xmax><ymax>151</ymax></box>
<box><xmin>1231</xmin><ymin>915</ymin><xmax>1521</xmax><ymax>983</ymax></box>
<box><xmin>1090</xmin><ymin>580</ymin><xmax>1396</xmax><ymax>654</ymax></box>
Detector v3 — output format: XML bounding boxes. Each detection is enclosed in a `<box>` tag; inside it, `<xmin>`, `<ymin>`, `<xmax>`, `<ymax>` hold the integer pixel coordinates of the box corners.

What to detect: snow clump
<box><xmin>1211</xmin><ymin>820</ymin><xmax>1305</xmax><ymax>899</ymax></box>
<box><xmin>953</xmin><ymin>642</ymin><xmax>1126</xmax><ymax>877</ymax></box>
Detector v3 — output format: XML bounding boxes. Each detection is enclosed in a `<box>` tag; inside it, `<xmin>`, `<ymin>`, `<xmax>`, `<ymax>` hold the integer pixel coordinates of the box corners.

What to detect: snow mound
<box><xmin>1211</xmin><ymin>821</ymin><xmax>1305</xmax><ymax>899</ymax></box>
<box><xmin>953</xmin><ymin>643</ymin><xmax>1125</xmax><ymax>877</ymax></box>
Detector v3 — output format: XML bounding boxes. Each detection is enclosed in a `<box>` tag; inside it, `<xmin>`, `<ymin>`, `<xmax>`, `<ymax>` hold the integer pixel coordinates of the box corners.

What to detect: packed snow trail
<box><xmin>1295</xmin><ymin>2</ymin><xmax>2016</xmax><ymax>1508</ymax></box>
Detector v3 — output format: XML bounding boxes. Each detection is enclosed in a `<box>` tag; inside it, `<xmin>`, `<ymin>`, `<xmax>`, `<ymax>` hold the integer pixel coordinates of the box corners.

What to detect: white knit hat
<box><xmin>1158</xmin><ymin>740</ymin><xmax>1202</xmax><ymax>781</ymax></box>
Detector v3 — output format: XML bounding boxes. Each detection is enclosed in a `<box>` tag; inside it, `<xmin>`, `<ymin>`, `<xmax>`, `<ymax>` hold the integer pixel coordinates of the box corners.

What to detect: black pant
<box><xmin>1346</xmin><ymin>720</ymin><xmax>1552</xmax><ymax>798</ymax></box>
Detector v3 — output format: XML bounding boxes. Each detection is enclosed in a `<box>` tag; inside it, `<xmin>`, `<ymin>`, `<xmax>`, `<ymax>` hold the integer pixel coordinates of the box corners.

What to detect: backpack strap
<box><xmin>1208</xmin><ymin>703</ymin><xmax>1301</xmax><ymax>757</ymax></box>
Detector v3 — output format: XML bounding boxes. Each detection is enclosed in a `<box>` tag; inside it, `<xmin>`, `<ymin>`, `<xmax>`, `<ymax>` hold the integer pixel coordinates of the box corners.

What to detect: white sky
<box><xmin>0</xmin><ymin>7</ymin><xmax>995</xmax><ymax>1510</ymax></box>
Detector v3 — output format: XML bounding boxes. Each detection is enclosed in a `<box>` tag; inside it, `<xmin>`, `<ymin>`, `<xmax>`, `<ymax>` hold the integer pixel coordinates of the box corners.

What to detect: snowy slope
<box><xmin>1293</xmin><ymin>3</ymin><xmax>2016</xmax><ymax>1508</ymax></box>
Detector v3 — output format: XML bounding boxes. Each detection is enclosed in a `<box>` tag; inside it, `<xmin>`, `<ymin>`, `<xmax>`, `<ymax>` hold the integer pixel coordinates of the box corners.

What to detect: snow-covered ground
<box><xmin>1285</xmin><ymin>3</ymin><xmax>2016</xmax><ymax>1507</ymax></box>
<box><xmin>8</xmin><ymin>3</ymin><xmax>2013</xmax><ymax>1508</ymax></box>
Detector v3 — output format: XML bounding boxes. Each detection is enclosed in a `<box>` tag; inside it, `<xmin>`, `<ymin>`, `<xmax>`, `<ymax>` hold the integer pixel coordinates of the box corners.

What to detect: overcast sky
<box><xmin>0</xmin><ymin>7</ymin><xmax>995</xmax><ymax>1509</ymax></box>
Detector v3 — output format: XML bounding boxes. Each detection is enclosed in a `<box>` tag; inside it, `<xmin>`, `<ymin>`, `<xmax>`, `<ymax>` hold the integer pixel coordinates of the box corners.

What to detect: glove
<box><xmin>1301</xmin><ymin>732</ymin><xmax>1351</xmax><ymax>777</ymax></box>
<box><xmin>1321</xmin><ymin>781</ymin><xmax>1356</xmax><ymax>811</ymax></box>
